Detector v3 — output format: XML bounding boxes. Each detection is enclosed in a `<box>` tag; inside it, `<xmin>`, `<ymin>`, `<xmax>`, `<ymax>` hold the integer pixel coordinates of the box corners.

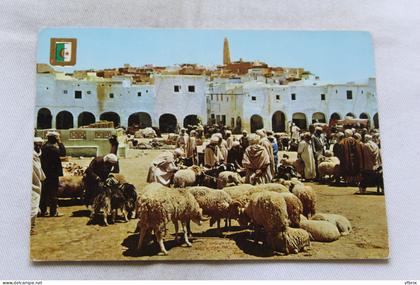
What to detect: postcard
<box><xmin>31</xmin><ymin>29</ymin><xmax>388</xmax><ymax>260</ymax></box>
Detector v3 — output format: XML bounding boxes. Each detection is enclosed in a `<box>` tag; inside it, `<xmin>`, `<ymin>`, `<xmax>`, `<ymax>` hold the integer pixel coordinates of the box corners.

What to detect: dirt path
<box><xmin>30</xmin><ymin>149</ymin><xmax>389</xmax><ymax>261</ymax></box>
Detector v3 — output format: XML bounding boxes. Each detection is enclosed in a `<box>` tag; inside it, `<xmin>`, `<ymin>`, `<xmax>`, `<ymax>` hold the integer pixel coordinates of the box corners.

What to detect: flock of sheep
<box><xmin>58</xmin><ymin>161</ymin><xmax>352</xmax><ymax>257</ymax></box>
<box><xmin>135</xmin><ymin>178</ymin><xmax>352</xmax><ymax>256</ymax></box>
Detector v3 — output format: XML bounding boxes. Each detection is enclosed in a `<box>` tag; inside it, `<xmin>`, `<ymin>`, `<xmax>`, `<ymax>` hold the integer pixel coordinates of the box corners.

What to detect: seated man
<box><xmin>147</xmin><ymin>148</ymin><xmax>183</xmax><ymax>186</ymax></box>
<box><xmin>83</xmin><ymin>153</ymin><xmax>119</xmax><ymax>208</ymax></box>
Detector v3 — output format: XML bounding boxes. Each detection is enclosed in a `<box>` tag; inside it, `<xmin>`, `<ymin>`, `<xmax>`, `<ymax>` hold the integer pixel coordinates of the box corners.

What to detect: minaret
<box><xmin>223</xmin><ymin>37</ymin><xmax>231</xmax><ymax>65</ymax></box>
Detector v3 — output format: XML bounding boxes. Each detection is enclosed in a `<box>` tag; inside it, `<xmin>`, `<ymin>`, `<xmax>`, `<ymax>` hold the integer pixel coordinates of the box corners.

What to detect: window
<box><xmin>216</xmin><ymin>115</ymin><xmax>221</xmax><ymax>123</ymax></box>
<box><xmin>174</xmin><ymin>85</ymin><xmax>181</xmax><ymax>92</ymax></box>
<box><xmin>346</xmin><ymin>90</ymin><xmax>353</xmax><ymax>100</ymax></box>
<box><xmin>138</xmin><ymin>92</ymin><xmax>142</xmax><ymax>97</ymax></box>
<box><xmin>361</xmin><ymin>90</ymin><xmax>364</xmax><ymax>94</ymax></box>
<box><xmin>109</xmin><ymin>93</ymin><xmax>114</xmax><ymax>98</ymax></box>
<box><xmin>251</xmin><ymin>96</ymin><xmax>256</xmax><ymax>101</ymax></box>
<box><xmin>321</xmin><ymin>94</ymin><xmax>326</xmax><ymax>101</ymax></box>
<box><xmin>87</xmin><ymin>91</ymin><xmax>91</xmax><ymax>94</ymax></box>
<box><xmin>75</xmin><ymin>90</ymin><xmax>82</xmax><ymax>99</ymax></box>
<box><xmin>211</xmin><ymin>94</ymin><xmax>213</xmax><ymax>100</ymax></box>
<box><xmin>188</xmin><ymin>85</ymin><xmax>195</xmax><ymax>92</ymax></box>
<box><xmin>63</xmin><ymin>90</ymin><xmax>68</xmax><ymax>94</ymax></box>
<box><xmin>221</xmin><ymin>95</ymin><xmax>223</xmax><ymax>101</ymax></box>
<box><xmin>216</xmin><ymin>95</ymin><xmax>219</xmax><ymax>101</ymax></box>
<box><xmin>227</xmin><ymin>97</ymin><xmax>229</xmax><ymax>102</ymax></box>
<box><xmin>276</xmin><ymin>95</ymin><xmax>280</xmax><ymax>100</ymax></box>
<box><xmin>46</xmin><ymin>87</ymin><xmax>49</xmax><ymax>90</ymax></box>
<box><xmin>336</xmin><ymin>89</ymin><xmax>338</xmax><ymax>94</ymax></box>
<box><xmin>146</xmin><ymin>89</ymin><xmax>149</xmax><ymax>93</ymax></box>
<box><xmin>291</xmin><ymin>93</ymin><xmax>296</xmax><ymax>100</ymax></box>
<box><xmin>221</xmin><ymin>115</ymin><xmax>226</xmax><ymax>125</ymax></box>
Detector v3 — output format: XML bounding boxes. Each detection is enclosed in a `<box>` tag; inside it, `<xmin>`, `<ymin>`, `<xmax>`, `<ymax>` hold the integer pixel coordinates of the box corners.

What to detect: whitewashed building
<box><xmin>207</xmin><ymin>77</ymin><xmax>379</xmax><ymax>132</ymax></box>
<box><xmin>35</xmin><ymin>69</ymin><xmax>379</xmax><ymax>133</ymax></box>
<box><xmin>35</xmin><ymin>72</ymin><xmax>207</xmax><ymax>132</ymax></box>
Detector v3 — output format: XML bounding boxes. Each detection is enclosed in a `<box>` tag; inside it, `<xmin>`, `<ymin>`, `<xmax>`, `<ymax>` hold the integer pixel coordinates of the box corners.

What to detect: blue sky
<box><xmin>37</xmin><ymin>28</ymin><xmax>375</xmax><ymax>82</ymax></box>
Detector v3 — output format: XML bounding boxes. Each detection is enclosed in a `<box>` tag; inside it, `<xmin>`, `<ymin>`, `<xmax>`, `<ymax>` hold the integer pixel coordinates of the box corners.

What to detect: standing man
<box><xmin>204</xmin><ymin>136</ymin><xmax>223</xmax><ymax>168</ymax></box>
<box><xmin>239</xmin><ymin>130</ymin><xmax>249</xmax><ymax>150</ymax></box>
<box><xmin>83</xmin><ymin>153</ymin><xmax>119</xmax><ymax>208</ymax></box>
<box><xmin>176</xmin><ymin>128</ymin><xmax>189</xmax><ymax>155</ymax></box>
<box><xmin>185</xmin><ymin>130</ymin><xmax>198</xmax><ymax>165</ymax></box>
<box><xmin>31</xmin><ymin>137</ymin><xmax>45</xmax><ymax>234</ymax></box>
<box><xmin>291</xmin><ymin>123</ymin><xmax>300</xmax><ymax>144</ymax></box>
<box><xmin>242</xmin><ymin>134</ymin><xmax>272</xmax><ymax>184</ymax></box>
<box><xmin>297</xmin><ymin>132</ymin><xmax>316</xmax><ymax>181</ymax></box>
<box><xmin>39</xmin><ymin>131</ymin><xmax>66</xmax><ymax>217</ymax></box>
<box><xmin>311</xmin><ymin>127</ymin><xmax>325</xmax><ymax>180</ymax></box>
<box><xmin>267</xmin><ymin>133</ymin><xmax>279</xmax><ymax>175</ymax></box>
<box><xmin>257</xmin><ymin>129</ymin><xmax>275</xmax><ymax>178</ymax></box>
<box><xmin>339</xmin><ymin>129</ymin><xmax>363</xmax><ymax>184</ymax></box>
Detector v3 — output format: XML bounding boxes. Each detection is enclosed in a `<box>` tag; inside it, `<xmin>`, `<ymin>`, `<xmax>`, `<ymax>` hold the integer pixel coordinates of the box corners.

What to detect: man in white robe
<box><xmin>297</xmin><ymin>132</ymin><xmax>316</xmax><ymax>180</ymax></box>
<box><xmin>147</xmin><ymin>148</ymin><xmax>183</xmax><ymax>186</ymax></box>
<box><xmin>32</xmin><ymin>137</ymin><xmax>45</xmax><ymax>235</ymax></box>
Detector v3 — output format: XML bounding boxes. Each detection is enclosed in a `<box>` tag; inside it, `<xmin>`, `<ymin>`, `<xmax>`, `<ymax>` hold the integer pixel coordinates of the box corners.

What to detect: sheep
<box><xmin>188</xmin><ymin>186</ymin><xmax>242</xmax><ymax>231</ymax></box>
<box><xmin>216</xmin><ymin>171</ymin><xmax>244</xmax><ymax>189</ymax></box>
<box><xmin>253</xmin><ymin>183</ymin><xmax>289</xmax><ymax>193</ymax></box>
<box><xmin>173</xmin><ymin>165</ymin><xmax>204</xmax><ymax>188</ymax></box>
<box><xmin>244</xmin><ymin>191</ymin><xmax>289</xmax><ymax>253</ymax></box>
<box><xmin>290</xmin><ymin>183</ymin><xmax>317</xmax><ymax>218</ymax></box>
<box><xmin>272</xmin><ymin>227</ymin><xmax>311</xmax><ymax>254</ymax></box>
<box><xmin>317</xmin><ymin>153</ymin><xmax>340</xmax><ymax>182</ymax></box>
<box><xmin>311</xmin><ymin>213</ymin><xmax>352</xmax><ymax>236</ymax></box>
<box><xmin>223</xmin><ymin>184</ymin><xmax>256</xmax><ymax>206</ymax></box>
<box><xmin>278</xmin><ymin>192</ymin><xmax>304</xmax><ymax>227</ymax></box>
<box><xmin>57</xmin><ymin>176</ymin><xmax>84</xmax><ymax>199</ymax></box>
<box><xmin>136</xmin><ymin>183</ymin><xmax>207</xmax><ymax>255</ymax></box>
<box><xmin>299</xmin><ymin>219</ymin><xmax>340</xmax><ymax>242</ymax></box>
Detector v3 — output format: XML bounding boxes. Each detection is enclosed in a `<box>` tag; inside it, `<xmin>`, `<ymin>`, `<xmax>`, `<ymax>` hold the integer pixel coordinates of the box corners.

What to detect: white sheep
<box><xmin>278</xmin><ymin>192</ymin><xmax>303</xmax><ymax>227</ymax></box>
<box><xmin>136</xmin><ymin>183</ymin><xmax>207</xmax><ymax>255</ymax></box>
<box><xmin>173</xmin><ymin>165</ymin><xmax>203</xmax><ymax>188</ymax></box>
<box><xmin>272</xmin><ymin>227</ymin><xmax>311</xmax><ymax>254</ymax></box>
<box><xmin>188</xmin><ymin>186</ymin><xmax>242</xmax><ymax>231</ymax></box>
<box><xmin>317</xmin><ymin>154</ymin><xmax>340</xmax><ymax>182</ymax></box>
<box><xmin>244</xmin><ymin>191</ymin><xmax>289</xmax><ymax>253</ymax></box>
<box><xmin>253</xmin><ymin>183</ymin><xmax>289</xmax><ymax>193</ymax></box>
<box><xmin>299</xmin><ymin>219</ymin><xmax>340</xmax><ymax>242</ymax></box>
<box><xmin>291</xmin><ymin>183</ymin><xmax>317</xmax><ymax>218</ymax></box>
<box><xmin>311</xmin><ymin>213</ymin><xmax>352</xmax><ymax>236</ymax></box>
<box><xmin>216</xmin><ymin>171</ymin><xmax>244</xmax><ymax>189</ymax></box>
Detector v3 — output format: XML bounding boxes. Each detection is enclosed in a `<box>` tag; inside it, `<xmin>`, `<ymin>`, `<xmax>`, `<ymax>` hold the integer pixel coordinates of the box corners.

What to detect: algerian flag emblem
<box><xmin>50</xmin><ymin>38</ymin><xmax>77</xmax><ymax>66</ymax></box>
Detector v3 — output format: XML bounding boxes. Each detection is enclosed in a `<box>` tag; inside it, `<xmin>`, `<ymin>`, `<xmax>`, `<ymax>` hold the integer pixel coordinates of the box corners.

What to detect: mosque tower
<box><xmin>223</xmin><ymin>37</ymin><xmax>231</xmax><ymax>65</ymax></box>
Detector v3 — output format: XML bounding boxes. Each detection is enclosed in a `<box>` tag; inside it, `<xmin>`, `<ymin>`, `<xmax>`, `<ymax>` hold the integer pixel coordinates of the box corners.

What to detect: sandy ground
<box><xmin>30</xmin><ymin>149</ymin><xmax>389</xmax><ymax>261</ymax></box>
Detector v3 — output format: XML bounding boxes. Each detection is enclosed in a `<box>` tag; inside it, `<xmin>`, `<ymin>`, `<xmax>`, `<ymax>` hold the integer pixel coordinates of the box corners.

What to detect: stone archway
<box><xmin>250</xmin><ymin>114</ymin><xmax>264</xmax><ymax>133</ymax></box>
<box><xmin>100</xmin><ymin>112</ymin><xmax>120</xmax><ymax>128</ymax></box>
<box><xmin>292</xmin><ymin>112</ymin><xmax>307</xmax><ymax>130</ymax></box>
<box><xmin>78</xmin><ymin>112</ymin><xmax>96</xmax><ymax>127</ymax></box>
<box><xmin>56</xmin><ymin>111</ymin><xmax>74</xmax><ymax>129</ymax></box>
<box><xmin>272</xmin><ymin>111</ymin><xmax>286</xmax><ymax>132</ymax></box>
<box><xmin>159</xmin><ymin>113</ymin><xmax>178</xmax><ymax>133</ymax></box>
<box><xmin>37</xmin><ymin>108</ymin><xmax>52</xmax><ymax>129</ymax></box>
<box><xmin>128</xmin><ymin>112</ymin><xmax>152</xmax><ymax>129</ymax></box>
<box><xmin>312</xmin><ymin>112</ymin><xmax>326</xmax><ymax>123</ymax></box>
<box><xmin>183</xmin><ymin>114</ymin><xmax>200</xmax><ymax>128</ymax></box>
<box><xmin>329</xmin><ymin>112</ymin><xmax>341</xmax><ymax>124</ymax></box>
<box><xmin>346</xmin><ymin>112</ymin><xmax>355</xmax><ymax>118</ymax></box>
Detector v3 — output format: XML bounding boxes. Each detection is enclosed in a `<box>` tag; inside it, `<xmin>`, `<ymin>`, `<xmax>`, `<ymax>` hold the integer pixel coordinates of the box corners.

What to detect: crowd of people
<box><xmin>31</xmin><ymin>122</ymin><xmax>382</xmax><ymax>234</ymax></box>
<box><xmin>147</xmin><ymin>123</ymin><xmax>382</xmax><ymax>190</ymax></box>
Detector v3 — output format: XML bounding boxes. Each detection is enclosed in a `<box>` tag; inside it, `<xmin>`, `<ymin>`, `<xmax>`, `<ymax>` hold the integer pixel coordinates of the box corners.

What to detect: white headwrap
<box><xmin>46</xmin><ymin>131</ymin><xmax>59</xmax><ymax>137</ymax></box>
<box><xmin>210</xmin><ymin>136</ymin><xmax>219</xmax><ymax>144</ymax></box>
<box><xmin>256</xmin><ymin>129</ymin><xmax>266</xmax><ymax>137</ymax></box>
<box><xmin>34</xmin><ymin>137</ymin><xmax>44</xmax><ymax>143</ymax></box>
<box><xmin>344</xmin><ymin>129</ymin><xmax>353</xmax><ymax>137</ymax></box>
<box><xmin>173</xmin><ymin>148</ymin><xmax>184</xmax><ymax>157</ymax></box>
<box><xmin>103</xmin><ymin>153</ymin><xmax>118</xmax><ymax>163</ymax></box>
